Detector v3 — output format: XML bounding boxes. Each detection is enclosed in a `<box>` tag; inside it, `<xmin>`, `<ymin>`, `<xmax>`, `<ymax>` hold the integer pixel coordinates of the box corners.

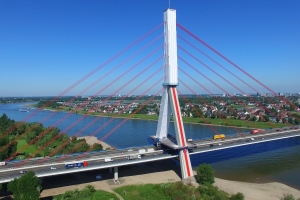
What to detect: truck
<box><xmin>213</xmin><ymin>134</ymin><xmax>225</xmax><ymax>140</ymax></box>
<box><xmin>251</xmin><ymin>129</ymin><xmax>262</xmax><ymax>134</ymax></box>
<box><xmin>147</xmin><ymin>148</ymin><xmax>154</xmax><ymax>152</ymax></box>
<box><xmin>0</xmin><ymin>161</ymin><xmax>6</xmax><ymax>166</ymax></box>
<box><xmin>64</xmin><ymin>161</ymin><xmax>88</xmax><ymax>169</ymax></box>
<box><xmin>104</xmin><ymin>158</ymin><xmax>113</xmax><ymax>162</ymax></box>
<box><xmin>138</xmin><ymin>149</ymin><xmax>146</xmax><ymax>154</ymax></box>
<box><xmin>128</xmin><ymin>155</ymin><xmax>141</xmax><ymax>160</ymax></box>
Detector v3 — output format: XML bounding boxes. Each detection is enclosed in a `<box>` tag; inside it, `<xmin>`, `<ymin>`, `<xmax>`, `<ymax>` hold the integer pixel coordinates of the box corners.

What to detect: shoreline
<box><xmin>76</xmin><ymin>136</ymin><xmax>112</xmax><ymax>150</ymax></box>
<box><xmin>41</xmin><ymin>107</ymin><xmax>253</xmax><ymax>129</ymax></box>
<box><xmin>38</xmin><ymin>160</ymin><xmax>300</xmax><ymax>200</ymax></box>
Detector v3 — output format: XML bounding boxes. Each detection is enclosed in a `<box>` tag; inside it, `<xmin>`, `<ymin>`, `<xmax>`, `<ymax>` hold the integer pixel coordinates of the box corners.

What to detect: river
<box><xmin>1</xmin><ymin>102</ymin><xmax>300</xmax><ymax>189</ymax></box>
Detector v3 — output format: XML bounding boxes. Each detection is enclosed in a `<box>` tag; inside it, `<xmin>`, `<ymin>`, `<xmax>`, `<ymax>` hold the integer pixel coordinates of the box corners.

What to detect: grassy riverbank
<box><xmin>42</xmin><ymin>106</ymin><xmax>288</xmax><ymax>129</ymax></box>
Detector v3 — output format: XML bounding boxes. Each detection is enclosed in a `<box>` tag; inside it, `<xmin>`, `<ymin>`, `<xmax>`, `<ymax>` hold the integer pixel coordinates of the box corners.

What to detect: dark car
<box><xmin>209</xmin><ymin>144</ymin><xmax>214</xmax><ymax>148</ymax></box>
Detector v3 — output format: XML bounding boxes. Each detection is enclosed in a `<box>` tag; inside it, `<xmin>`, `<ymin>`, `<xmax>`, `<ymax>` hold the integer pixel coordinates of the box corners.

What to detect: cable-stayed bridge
<box><xmin>0</xmin><ymin>9</ymin><xmax>300</xmax><ymax>183</ymax></box>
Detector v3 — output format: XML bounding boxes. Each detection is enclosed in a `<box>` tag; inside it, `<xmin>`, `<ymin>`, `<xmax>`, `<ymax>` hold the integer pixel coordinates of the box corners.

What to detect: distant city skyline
<box><xmin>1</xmin><ymin>0</ymin><xmax>299</xmax><ymax>97</ymax></box>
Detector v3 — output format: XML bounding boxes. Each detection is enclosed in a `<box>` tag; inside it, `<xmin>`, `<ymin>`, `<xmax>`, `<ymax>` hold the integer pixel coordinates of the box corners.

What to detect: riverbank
<box><xmin>39</xmin><ymin>159</ymin><xmax>300</xmax><ymax>200</ymax></box>
<box><xmin>214</xmin><ymin>178</ymin><xmax>300</xmax><ymax>200</ymax></box>
<box><xmin>39</xmin><ymin>106</ymin><xmax>289</xmax><ymax>129</ymax></box>
<box><xmin>77</xmin><ymin>136</ymin><xmax>111</xmax><ymax>149</ymax></box>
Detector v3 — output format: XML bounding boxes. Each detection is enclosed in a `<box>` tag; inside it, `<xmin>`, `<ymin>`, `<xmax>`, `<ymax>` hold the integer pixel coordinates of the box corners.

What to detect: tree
<box><xmin>288</xmin><ymin>117</ymin><xmax>294</xmax><ymax>124</ymax></box>
<box><xmin>250</xmin><ymin>116</ymin><xmax>256</xmax><ymax>121</ymax></box>
<box><xmin>263</xmin><ymin>115</ymin><xmax>269</xmax><ymax>122</ymax></box>
<box><xmin>211</xmin><ymin>113</ymin><xmax>216</xmax><ymax>119</ymax></box>
<box><xmin>245</xmin><ymin>114</ymin><xmax>250</xmax><ymax>120</ymax></box>
<box><xmin>276</xmin><ymin>118</ymin><xmax>280</xmax><ymax>123</ymax></box>
<box><xmin>92</xmin><ymin>143</ymin><xmax>103</xmax><ymax>151</ymax></box>
<box><xmin>282</xmin><ymin>118</ymin><xmax>287</xmax><ymax>123</ymax></box>
<box><xmin>8</xmin><ymin>171</ymin><xmax>42</xmax><ymax>200</ymax></box>
<box><xmin>230</xmin><ymin>192</ymin><xmax>245</xmax><ymax>200</ymax></box>
<box><xmin>196</xmin><ymin>163</ymin><xmax>214</xmax><ymax>184</ymax></box>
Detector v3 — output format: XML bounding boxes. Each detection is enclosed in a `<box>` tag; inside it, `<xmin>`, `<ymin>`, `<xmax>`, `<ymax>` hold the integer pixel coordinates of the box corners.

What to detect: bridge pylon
<box><xmin>155</xmin><ymin>9</ymin><xmax>193</xmax><ymax>180</ymax></box>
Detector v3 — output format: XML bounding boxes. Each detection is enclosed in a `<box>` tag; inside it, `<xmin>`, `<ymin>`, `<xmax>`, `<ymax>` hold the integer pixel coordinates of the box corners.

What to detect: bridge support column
<box><xmin>154</xmin><ymin>9</ymin><xmax>194</xmax><ymax>181</ymax></box>
<box><xmin>109</xmin><ymin>167</ymin><xmax>113</xmax><ymax>174</ymax></box>
<box><xmin>39</xmin><ymin>177</ymin><xmax>44</xmax><ymax>184</ymax></box>
<box><xmin>114</xmin><ymin>166</ymin><xmax>118</xmax><ymax>180</ymax></box>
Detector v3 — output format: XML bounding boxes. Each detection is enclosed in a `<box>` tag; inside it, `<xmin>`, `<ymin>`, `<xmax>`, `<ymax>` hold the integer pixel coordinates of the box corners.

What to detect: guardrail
<box><xmin>0</xmin><ymin>154</ymin><xmax>176</xmax><ymax>183</ymax></box>
<box><xmin>0</xmin><ymin>150</ymin><xmax>163</xmax><ymax>173</ymax></box>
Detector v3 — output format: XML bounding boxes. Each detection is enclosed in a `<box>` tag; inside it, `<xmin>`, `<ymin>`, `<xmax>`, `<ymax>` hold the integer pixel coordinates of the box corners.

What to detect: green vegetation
<box><xmin>0</xmin><ymin>114</ymin><xmax>103</xmax><ymax>161</ymax></box>
<box><xmin>17</xmin><ymin>139</ymin><xmax>38</xmax><ymax>154</ymax></box>
<box><xmin>0</xmin><ymin>114</ymin><xmax>18</xmax><ymax>160</ymax></box>
<box><xmin>54</xmin><ymin>185</ymin><xmax>119</xmax><ymax>200</ymax></box>
<box><xmin>36</xmin><ymin>105</ymin><xmax>290</xmax><ymax>129</ymax></box>
<box><xmin>8</xmin><ymin>171</ymin><xmax>42</xmax><ymax>200</ymax></box>
<box><xmin>113</xmin><ymin>181</ymin><xmax>244</xmax><ymax>200</ymax></box>
<box><xmin>196</xmin><ymin>163</ymin><xmax>215</xmax><ymax>185</ymax></box>
<box><xmin>280</xmin><ymin>194</ymin><xmax>300</xmax><ymax>200</ymax></box>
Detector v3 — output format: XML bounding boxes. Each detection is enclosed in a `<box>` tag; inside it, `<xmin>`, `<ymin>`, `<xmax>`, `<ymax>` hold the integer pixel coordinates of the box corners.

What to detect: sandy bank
<box><xmin>38</xmin><ymin>160</ymin><xmax>300</xmax><ymax>200</ymax></box>
<box><xmin>77</xmin><ymin>136</ymin><xmax>111</xmax><ymax>149</ymax></box>
<box><xmin>214</xmin><ymin>177</ymin><xmax>300</xmax><ymax>200</ymax></box>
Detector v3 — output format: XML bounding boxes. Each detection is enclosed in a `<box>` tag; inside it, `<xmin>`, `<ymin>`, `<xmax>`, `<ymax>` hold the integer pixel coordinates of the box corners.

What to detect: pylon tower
<box><xmin>156</xmin><ymin>9</ymin><xmax>193</xmax><ymax>180</ymax></box>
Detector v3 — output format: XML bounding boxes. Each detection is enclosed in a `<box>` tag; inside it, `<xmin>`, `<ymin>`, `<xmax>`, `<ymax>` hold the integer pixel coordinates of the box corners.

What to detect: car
<box><xmin>218</xmin><ymin>143</ymin><xmax>222</xmax><ymax>146</ymax></box>
<box><xmin>251</xmin><ymin>138</ymin><xmax>255</xmax><ymax>141</ymax></box>
<box><xmin>96</xmin><ymin>174</ymin><xmax>103</xmax><ymax>180</ymax></box>
<box><xmin>209</xmin><ymin>144</ymin><xmax>214</xmax><ymax>148</ymax></box>
<box><xmin>127</xmin><ymin>149</ymin><xmax>133</xmax><ymax>152</ymax></box>
<box><xmin>19</xmin><ymin>170</ymin><xmax>27</xmax><ymax>174</ymax></box>
<box><xmin>50</xmin><ymin>166</ymin><xmax>57</xmax><ymax>170</ymax></box>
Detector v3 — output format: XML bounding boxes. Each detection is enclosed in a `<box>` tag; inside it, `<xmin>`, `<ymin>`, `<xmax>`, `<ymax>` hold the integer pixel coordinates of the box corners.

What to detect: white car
<box><xmin>96</xmin><ymin>174</ymin><xmax>103</xmax><ymax>180</ymax></box>
<box><xmin>50</xmin><ymin>167</ymin><xmax>57</xmax><ymax>170</ymax></box>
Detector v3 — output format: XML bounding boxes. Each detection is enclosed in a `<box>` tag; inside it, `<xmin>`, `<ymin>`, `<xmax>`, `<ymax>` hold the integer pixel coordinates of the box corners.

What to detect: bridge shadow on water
<box><xmin>189</xmin><ymin>137</ymin><xmax>300</xmax><ymax>167</ymax></box>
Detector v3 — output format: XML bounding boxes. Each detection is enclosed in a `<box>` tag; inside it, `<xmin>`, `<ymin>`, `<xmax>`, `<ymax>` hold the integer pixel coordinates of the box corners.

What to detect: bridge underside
<box><xmin>150</xmin><ymin>135</ymin><xmax>196</xmax><ymax>150</ymax></box>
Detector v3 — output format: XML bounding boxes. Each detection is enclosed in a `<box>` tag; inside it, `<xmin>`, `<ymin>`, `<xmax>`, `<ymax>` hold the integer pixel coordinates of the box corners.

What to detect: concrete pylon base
<box><xmin>182</xmin><ymin>176</ymin><xmax>197</xmax><ymax>185</ymax></box>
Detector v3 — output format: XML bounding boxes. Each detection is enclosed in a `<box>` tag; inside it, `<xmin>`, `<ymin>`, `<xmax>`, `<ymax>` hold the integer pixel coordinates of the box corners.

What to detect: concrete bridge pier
<box><xmin>109</xmin><ymin>167</ymin><xmax>113</xmax><ymax>173</ymax></box>
<box><xmin>114</xmin><ymin>166</ymin><xmax>118</xmax><ymax>180</ymax></box>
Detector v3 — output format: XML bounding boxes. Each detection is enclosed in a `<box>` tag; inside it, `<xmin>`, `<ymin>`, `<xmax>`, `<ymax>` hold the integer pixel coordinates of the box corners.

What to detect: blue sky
<box><xmin>0</xmin><ymin>0</ymin><xmax>299</xmax><ymax>97</ymax></box>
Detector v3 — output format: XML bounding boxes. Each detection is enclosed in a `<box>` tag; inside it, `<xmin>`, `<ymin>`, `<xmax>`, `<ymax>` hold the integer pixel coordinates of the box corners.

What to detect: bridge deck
<box><xmin>0</xmin><ymin>129</ymin><xmax>299</xmax><ymax>183</ymax></box>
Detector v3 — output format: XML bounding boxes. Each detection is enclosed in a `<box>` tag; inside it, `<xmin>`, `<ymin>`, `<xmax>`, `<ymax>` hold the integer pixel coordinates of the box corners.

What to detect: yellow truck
<box><xmin>213</xmin><ymin>134</ymin><xmax>225</xmax><ymax>140</ymax></box>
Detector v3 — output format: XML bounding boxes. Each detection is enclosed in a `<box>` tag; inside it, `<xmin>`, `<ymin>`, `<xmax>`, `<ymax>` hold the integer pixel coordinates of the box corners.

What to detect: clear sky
<box><xmin>0</xmin><ymin>0</ymin><xmax>299</xmax><ymax>97</ymax></box>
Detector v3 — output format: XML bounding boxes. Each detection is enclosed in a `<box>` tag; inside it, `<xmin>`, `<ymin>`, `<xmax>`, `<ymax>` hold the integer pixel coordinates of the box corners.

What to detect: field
<box><xmin>17</xmin><ymin>139</ymin><xmax>39</xmax><ymax>154</ymax></box>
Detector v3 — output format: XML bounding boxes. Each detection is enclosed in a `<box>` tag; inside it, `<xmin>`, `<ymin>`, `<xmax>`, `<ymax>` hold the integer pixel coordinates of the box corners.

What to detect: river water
<box><xmin>1</xmin><ymin>102</ymin><xmax>300</xmax><ymax>189</ymax></box>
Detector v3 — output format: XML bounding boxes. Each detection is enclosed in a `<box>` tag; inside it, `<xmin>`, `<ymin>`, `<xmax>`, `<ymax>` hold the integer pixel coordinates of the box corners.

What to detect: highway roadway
<box><xmin>190</xmin><ymin>127</ymin><xmax>300</xmax><ymax>154</ymax></box>
<box><xmin>0</xmin><ymin>127</ymin><xmax>299</xmax><ymax>183</ymax></box>
<box><xmin>0</xmin><ymin>146</ymin><xmax>165</xmax><ymax>183</ymax></box>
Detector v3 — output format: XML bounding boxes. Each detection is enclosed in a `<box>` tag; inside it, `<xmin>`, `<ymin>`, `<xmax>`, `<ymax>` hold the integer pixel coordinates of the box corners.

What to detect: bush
<box><xmin>196</xmin><ymin>163</ymin><xmax>215</xmax><ymax>184</ymax></box>
<box><xmin>280</xmin><ymin>194</ymin><xmax>300</xmax><ymax>200</ymax></box>
<box><xmin>230</xmin><ymin>192</ymin><xmax>245</xmax><ymax>200</ymax></box>
<box><xmin>198</xmin><ymin>183</ymin><xmax>229</xmax><ymax>199</ymax></box>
